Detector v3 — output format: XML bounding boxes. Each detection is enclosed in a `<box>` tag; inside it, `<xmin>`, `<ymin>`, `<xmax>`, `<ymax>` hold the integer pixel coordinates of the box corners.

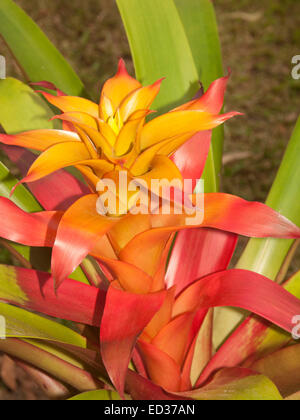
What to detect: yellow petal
<box><xmin>97</xmin><ymin>119</ymin><xmax>117</xmax><ymax>147</ymax></box>
<box><xmin>0</xmin><ymin>129</ymin><xmax>80</xmax><ymax>152</ymax></box>
<box><xmin>53</xmin><ymin>113</ymin><xmax>114</xmax><ymax>160</ymax></box>
<box><xmin>132</xmin><ymin>155</ymin><xmax>183</xmax><ymax>189</ymax></box>
<box><xmin>118</xmin><ymin>79</ymin><xmax>163</xmax><ymax>122</ymax></box>
<box><xmin>99</xmin><ymin>59</ymin><xmax>141</xmax><ymax>119</ymax></box>
<box><xmin>74</xmin><ymin>126</ymin><xmax>99</xmax><ymax>160</ymax></box>
<box><xmin>108</xmin><ymin>214</ymin><xmax>152</xmax><ymax>254</ymax></box>
<box><xmin>140</xmin><ymin>110</ymin><xmax>238</xmax><ymax>150</ymax></box>
<box><xmin>52</xmin><ymin>111</ymin><xmax>99</xmax><ymax>130</ymax></box>
<box><xmin>41</xmin><ymin>92</ymin><xmax>99</xmax><ymax>117</ymax></box>
<box><xmin>75</xmin><ymin>165</ymin><xmax>100</xmax><ymax>191</ymax></box>
<box><xmin>23</xmin><ymin>142</ymin><xmax>91</xmax><ymax>183</ymax></box>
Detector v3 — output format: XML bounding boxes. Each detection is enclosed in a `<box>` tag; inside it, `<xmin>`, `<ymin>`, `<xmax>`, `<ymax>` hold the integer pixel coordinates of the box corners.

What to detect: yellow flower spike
<box><xmin>95</xmin><ymin>118</ymin><xmax>117</xmax><ymax>147</ymax></box>
<box><xmin>107</xmin><ymin>114</ymin><xmax>121</xmax><ymax>136</ymax></box>
<box><xmin>16</xmin><ymin>60</ymin><xmax>238</xmax><ymax>197</ymax></box>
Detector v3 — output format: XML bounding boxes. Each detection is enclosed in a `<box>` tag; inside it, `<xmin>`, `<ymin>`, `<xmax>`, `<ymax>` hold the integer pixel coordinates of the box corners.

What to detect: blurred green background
<box><xmin>1</xmin><ymin>0</ymin><xmax>300</xmax><ymax>201</ymax></box>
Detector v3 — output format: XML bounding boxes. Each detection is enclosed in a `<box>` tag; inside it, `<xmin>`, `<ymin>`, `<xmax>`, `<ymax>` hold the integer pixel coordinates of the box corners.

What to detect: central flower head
<box><xmin>1</xmin><ymin>59</ymin><xmax>239</xmax><ymax>217</ymax></box>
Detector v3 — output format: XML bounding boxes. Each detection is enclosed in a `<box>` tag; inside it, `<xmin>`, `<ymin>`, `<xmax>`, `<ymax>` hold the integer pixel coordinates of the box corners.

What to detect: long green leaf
<box><xmin>174</xmin><ymin>0</ymin><xmax>224</xmax><ymax>192</ymax></box>
<box><xmin>173</xmin><ymin>0</ymin><xmax>223</xmax><ymax>90</ymax></box>
<box><xmin>117</xmin><ymin>0</ymin><xmax>199</xmax><ymax>112</ymax></box>
<box><xmin>0</xmin><ymin>77</ymin><xmax>52</xmax><ymax>267</ymax></box>
<box><xmin>0</xmin><ymin>0</ymin><xmax>85</xmax><ymax>95</ymax></box>
<box><xmin>0</xmin><ymin>160</ymin><xmax>41</xmax><ymax>211</ymax></box>
<box><xmin>0</xmin><ymin>77</ymin><xmax>54</xmax><ymax>133</ymax></box>
<box><xmin>237</xmin><ymin>117</ymin><xmax>300</xmax><ymax>279</ymax></box>
<box><xmin>0</xmin><ymin>78</ymin><xmax>46</xmax><ymax>265</ymax></box>
<box><xmin>182</xmin><ymin>368</ymin><xmax>282</xmax><ymax>401</ymax></box>
<box><xmin>0</xmin><ymin>302</ymin><xmax>86</xmax><ymax>348</ymax></box>
<box><xmin>0</xmin><ymin>338</ymin><xmax>101</xmax><ymax>392</ymax></box>
<box><xmin>117</xmin><ymin>0</ymin><xmax>224</xmax><ymax>192</ymax></box>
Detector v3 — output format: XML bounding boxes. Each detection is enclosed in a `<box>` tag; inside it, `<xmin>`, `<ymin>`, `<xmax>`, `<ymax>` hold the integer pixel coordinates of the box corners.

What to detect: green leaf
<box><xmin>117</xmin><ymin>0</ymin><xmax>224</xmax><ymax>192</ymax></box>
<box><xmin>0</xmin><ymin>338</ymin><xmax>101</xmax><ymax>392</ymax></box>
<box><xmin>0</xmin><ymin>0</ymin><xmax>85</xmax><ymax>96</ymax></box>
<box><xmin>69</xmin><ymin>265</ymin><xmax>90</xmax><ymax>285</ymax></box>
<box><xmin>182</xmin><ymin>368</ymin><xmax>282</xmax><ymax>401</ymax></box>
<box><xmin>69</xmin><ymin>390</ymin><xmax>122</xmax><ymax>401</ymax></box>
<box><xmin>0</xmin><ymin>161</ymin><xmax>41</xmax><ymax>212</ymax></box>
<box><xmin>237</xmin><ymin>117</ymin><xmax>300</xmax><ymax>279</ymax></box>
<box><xmin>174</xmin><ymin>0</ymin><xmax>224</xmax><ymax>192</ymax></box>
<box><xmin>0</xmin><ymin>78</ymin><xmax>47</xmax><ymax>265</ymax></box>
<box><xmin>173</xmin><ymin>0</ymin><xmax>223</xmax><ymax>90</ymax></box>
<box><xmin>0</xmin><ymin>302</ymin><xmax>86</xmax><ymax>348</ymax></box>
<box><xmin>117</xmin><ymin>0</ymin><xmax>199</xmax><ymax>112</ymax></box>
<box><xmin>0</xmin><ymin>77</ymin><xmax>54</xmax><ymax>134</ymax></box>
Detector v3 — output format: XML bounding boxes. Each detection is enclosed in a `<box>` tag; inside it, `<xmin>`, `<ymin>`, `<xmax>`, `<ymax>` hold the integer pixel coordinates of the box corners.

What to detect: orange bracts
<box><xmin>1</xmin><ymin>61</ymin><xmax>300</xmax><ymax>399</ymax></box>
<box><xmin>0</xmin><ymin>60</ymin><xmax>299</xmax><ymax>292</ymax></box>
<box><xmin>0</xmin><ymin>59</ymin><xmax>239</xmax><ymax>197</ymax></box>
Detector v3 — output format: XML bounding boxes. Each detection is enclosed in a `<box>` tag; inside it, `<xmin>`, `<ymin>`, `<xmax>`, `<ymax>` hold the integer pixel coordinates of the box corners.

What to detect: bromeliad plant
<box><xmin>0</xmin><ymin>0</ymin><xmax>300</xmax><ymax>400</ymax></box>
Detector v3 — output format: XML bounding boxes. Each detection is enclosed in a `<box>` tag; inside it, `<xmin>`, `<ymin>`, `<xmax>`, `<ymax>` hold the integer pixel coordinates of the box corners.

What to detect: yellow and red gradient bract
<box><xmin>1</xmin><ymin>59</ymin><xmax>239</xmax><ymax>200</ymax></box>
<box><xmin>1</xmin><ymin>61</ymin><xmax>300</xmax><ymax>398</ymax></box>
<box><xmin>0</xmin><ymin>59</ymin><xmax>299</xmax><ymax>291</ymax></box>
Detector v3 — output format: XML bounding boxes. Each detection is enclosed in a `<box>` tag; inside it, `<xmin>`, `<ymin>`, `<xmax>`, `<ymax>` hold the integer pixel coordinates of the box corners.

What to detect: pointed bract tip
<box><xmin>117</xmin><ymin>58</ymin><xmax>128</xmax><ymax>76</ymax></box>
<box><xmin>0</xmin><ymin>133</ymin><xmax>11</xmax><ymax>142</ymax></box>
<box><xmin>30</xmin><ymin>81</ymin><xmax>55</xmax><ymax>89</ymax></box>
<box><xmin>218</xmin><ymin>111</ymin><xmax>245</xmax><ymax>122</ymax></box>
<box><xmin>49</xmin><ymin>114</ymin><xmax>61</xmax><ymax>122</ymax></box>
<box><xmin>31</xmin><ymin>81</ymin><xmax>66</xmax><ymax>96</ymax></box>
<box><xmin>218</xmin><ymin>111</ymin><xmax>244</xmax><ymax>124</ymax></box>
<box><xmin>154</xmin><ymin>77</ymin><xmax>166</xmax><ymax>86</ymax></box>
<box><xmin>226</xmin><ymin>67</ymin><xmax>232</xmax><ymax>77</ymax></box>
<box><xmin>36</xmin><ymin>90</ymin><xmax>55</xmax><ymax>100</ymax></box>
<box><xmin>149</xmin><ymin>77</ymin><xmax>165</xmax><ymax>91</ymax></box>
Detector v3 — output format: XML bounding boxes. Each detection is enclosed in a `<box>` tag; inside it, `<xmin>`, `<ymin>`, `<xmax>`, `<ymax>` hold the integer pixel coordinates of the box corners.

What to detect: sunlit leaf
<box><xmin>0</xmin><ymin>0</ymin><xmax>85</xmax><ymax>95</ymax></box>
